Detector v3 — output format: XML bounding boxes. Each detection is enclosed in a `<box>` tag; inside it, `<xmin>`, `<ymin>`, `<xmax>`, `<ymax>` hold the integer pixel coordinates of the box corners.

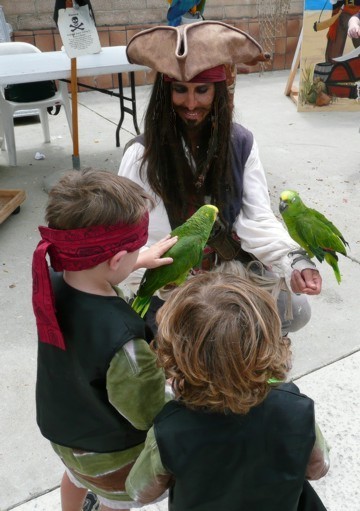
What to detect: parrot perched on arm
<box><xmin>132</xmin><ymin>204</ymin><xmax>218</xmax><ymax>317</ymax></box>
<box><xmin>167</xmin><ymin>0</ymin><xmax>206</xmax><ymax>27</ymax></box>
<box><xmin>279</xmin><ymin>190</ymin><xmax>349</xmax><ymax>284</ymax></box>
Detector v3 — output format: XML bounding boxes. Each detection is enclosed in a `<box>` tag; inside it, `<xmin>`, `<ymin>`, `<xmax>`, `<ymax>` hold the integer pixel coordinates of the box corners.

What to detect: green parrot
<box><xmin>132</xmin><ymin>204</ymin><xmax>218</xmax><ymax>317</ymax></box>
<box><xmin>279</xmin><ymin>190</ymin><xmax>349</xmax><ymax>284</ymax></box>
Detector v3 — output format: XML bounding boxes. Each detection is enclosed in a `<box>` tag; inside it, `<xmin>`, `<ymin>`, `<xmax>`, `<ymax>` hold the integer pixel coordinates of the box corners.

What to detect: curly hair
<box><xmin>155</xmin><ymin>272</ymin><xmax>290</xmax><ymax>415</ymax></box>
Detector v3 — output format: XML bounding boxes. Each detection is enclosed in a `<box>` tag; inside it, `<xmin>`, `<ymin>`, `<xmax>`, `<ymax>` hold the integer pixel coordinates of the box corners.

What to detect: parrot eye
<box><xmin>291</xmin><ymin>197</ymin><xmax>296</xmax><ymax>203</ymax></box>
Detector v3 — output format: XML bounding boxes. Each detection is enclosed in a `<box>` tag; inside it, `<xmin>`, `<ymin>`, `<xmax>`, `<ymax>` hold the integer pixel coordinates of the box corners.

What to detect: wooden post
<box><xmin>284</xmin><ymin>28</ymin><xmax>303</xmax><ymax>105</ymax></box>
<box><xmin>70</xmin><ymin>56</ymin><xmax>80</xmax><ymax>169</ymax></box>
<box><xmin>66</xmin><ymin>0</ymin><xmax>80</xmax><ymax>169</ymax></box>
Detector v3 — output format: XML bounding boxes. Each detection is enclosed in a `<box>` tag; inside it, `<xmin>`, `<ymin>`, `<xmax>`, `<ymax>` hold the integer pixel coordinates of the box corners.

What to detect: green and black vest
<box><xmin>154</xmin><ymin>383</ymin><xmax>318</xmax><ymax>511</ymax></box>
<box><xmin>36</xmin><ymin>271</ymin><xmax>150</xmax><ymax>452</ymax></box>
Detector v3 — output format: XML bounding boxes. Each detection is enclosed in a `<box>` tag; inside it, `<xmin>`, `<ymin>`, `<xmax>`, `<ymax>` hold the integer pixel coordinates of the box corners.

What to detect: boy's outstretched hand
<box><xmin>135</xmin><ymin>235</ymin><xmax>178</xmax><ymax>270</ymax></box>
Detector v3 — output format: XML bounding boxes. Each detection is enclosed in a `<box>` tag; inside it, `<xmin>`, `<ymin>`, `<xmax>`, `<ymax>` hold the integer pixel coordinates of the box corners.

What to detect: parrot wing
<box><xmin>291</xmin><ymin>215</ymin><xmax>342</xmax><ymax>283</ymax></box>
<box><xmin>131</xmin><ymin>235</ymin><xmax>204</xmax><ymax>317</ymax></box>
<box><xmin>137</xmin><ymin>235</ymin><xmax>203</xmax><ymax>297</ymax></box>
<box><xmin>309</xmin><ymin>208</ymin><xmax>349</xmax><ymax>249</ymax></box>
<box><xmin>295</xmin><ymin>211</ymin><xmax>347</xmax><ymax>262</ymax></box>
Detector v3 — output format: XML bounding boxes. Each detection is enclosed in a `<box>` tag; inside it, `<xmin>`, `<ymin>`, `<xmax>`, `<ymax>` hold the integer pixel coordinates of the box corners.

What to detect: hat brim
<box><xmin>126</xmin><ymin>21</ymin><xmax>271</xmax><ymax>82</ymax></box>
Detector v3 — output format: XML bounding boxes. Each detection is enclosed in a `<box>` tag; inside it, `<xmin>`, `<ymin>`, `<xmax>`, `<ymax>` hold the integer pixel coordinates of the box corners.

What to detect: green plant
<box><xmin>299</xmin><ymin>62</ymin><xmax>327</xmax><ymax>105</ymax></box>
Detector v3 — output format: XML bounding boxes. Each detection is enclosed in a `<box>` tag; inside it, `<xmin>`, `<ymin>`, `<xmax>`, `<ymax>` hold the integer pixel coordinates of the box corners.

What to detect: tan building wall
<box><xmin>1</xmin><ymin>1</ymin><xmax>303</xmax><ymax>31</ymax></box>
<box><xmin>0</xmin><ymin>1</ymin><xmax>303</xmax><ymax>89</ymax></box>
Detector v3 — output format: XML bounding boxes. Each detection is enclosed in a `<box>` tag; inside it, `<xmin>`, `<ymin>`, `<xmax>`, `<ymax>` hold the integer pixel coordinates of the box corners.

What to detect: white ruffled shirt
<box><xmin>118</xmin><ymin>136</ymin><xmax>315</xmax><ymax>293</ymax></box>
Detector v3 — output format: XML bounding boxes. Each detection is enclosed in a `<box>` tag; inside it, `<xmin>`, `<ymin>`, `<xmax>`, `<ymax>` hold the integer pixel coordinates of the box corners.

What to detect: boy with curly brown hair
<box><xmin>125</xmin><ymin>272</ymin><xmax>330</xmax><ymax>511</ymax></box>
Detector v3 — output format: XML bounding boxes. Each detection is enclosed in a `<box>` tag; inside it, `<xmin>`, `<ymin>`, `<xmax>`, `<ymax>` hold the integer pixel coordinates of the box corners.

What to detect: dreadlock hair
<box><xmin>140</xmin><ymin>72</ymin><xmax>234</xmax><ymax>227</ymax></box>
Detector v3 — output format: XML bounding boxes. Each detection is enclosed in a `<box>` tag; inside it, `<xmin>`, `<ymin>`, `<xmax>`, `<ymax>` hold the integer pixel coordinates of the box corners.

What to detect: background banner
<box><xmin>298</xmin><ymin>0</ymin><xmax>360</xmax><ymax>111</ymax></box>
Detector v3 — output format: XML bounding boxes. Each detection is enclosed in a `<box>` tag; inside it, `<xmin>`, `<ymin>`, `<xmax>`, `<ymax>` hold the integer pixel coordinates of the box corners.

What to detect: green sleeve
<box><xmin>107</xmin><ymin>339</ymin><xmax>166</xmax><ymax>431</ymax></box>
<box><xmin>306</xmin><ymin>421</ymin><xmax>330</xmax><ymax>480</ymax></box>
<box><xmin>125</xmin><ymin>425</ymin><xmax>172</xmax><ymax>503</ymax></box>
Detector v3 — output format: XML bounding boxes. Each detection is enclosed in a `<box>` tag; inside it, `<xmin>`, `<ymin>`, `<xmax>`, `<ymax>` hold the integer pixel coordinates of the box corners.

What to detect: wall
<box><xmin>0</xmin><ymin>1</ymin><xmax>303</xmax><ymax>90</ymax></box>
<box><xmin>0</xmin><ymin>1</ymin><xmax>304</xmax><ymax>31</ymax></box>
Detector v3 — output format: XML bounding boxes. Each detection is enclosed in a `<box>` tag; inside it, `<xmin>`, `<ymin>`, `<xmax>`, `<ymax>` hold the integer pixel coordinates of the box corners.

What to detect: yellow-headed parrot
<box><xmin>279</xmin><ymin>190</ymin><xmax>349</xmax><ymax>284</ymax></box>
<box><xmin>132</xmin><ymin>204</ymin><xmax>218</xmax><ymax>317</ymax></box>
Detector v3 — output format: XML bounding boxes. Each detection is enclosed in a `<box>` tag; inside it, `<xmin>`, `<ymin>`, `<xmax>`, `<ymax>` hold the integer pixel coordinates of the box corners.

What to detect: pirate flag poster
<box><xmin>298</xmin><ymin>0</ymin><xmax>360</xmax><ymax>112</ymax></box>
<box><xmin>53</xmin><ymin>1</ymin><xmax>101</xmax><ymax>169</ymax></box>
<box><xmin>56</xmin><ymin>0</ymin><xmax>101</xmax><ymax>58</ymax></box>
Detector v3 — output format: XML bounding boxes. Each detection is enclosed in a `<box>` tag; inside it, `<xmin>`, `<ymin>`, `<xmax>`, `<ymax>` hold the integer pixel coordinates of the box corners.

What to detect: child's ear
<box><xmin>108</xmin><ymin>250</ymin><xmax>127</xmax><ymax>270</ymax></box>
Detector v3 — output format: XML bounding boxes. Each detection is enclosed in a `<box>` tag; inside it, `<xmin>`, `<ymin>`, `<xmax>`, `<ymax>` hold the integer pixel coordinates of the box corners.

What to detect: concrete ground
<box><xmin>0</xmin><ymin>70</ymin><xmax>359</xmax><ymax>511</ymax></box>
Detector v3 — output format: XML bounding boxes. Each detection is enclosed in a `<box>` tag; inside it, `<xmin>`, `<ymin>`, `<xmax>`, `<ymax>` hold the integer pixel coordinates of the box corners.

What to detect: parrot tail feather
<box><xmin>131</xmin><ymin>295</ymin><xmax>151</xmax><ymax>318</ymax></box>
<box><xmin>324</xmin><ymin>252</ymin><xmax>341</xmax><ymax>284</ymax></box>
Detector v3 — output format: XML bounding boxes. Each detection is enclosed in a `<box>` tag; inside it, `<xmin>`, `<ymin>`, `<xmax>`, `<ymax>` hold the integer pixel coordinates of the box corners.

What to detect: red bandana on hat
<box><xmin>32</xmin><ymin>214</ymin><xmax>149</xmax><ymax>350</ymax></box>
<box><xmin>163</xmin><ymin>64</ymin><xmax>226</xmax><ymax>83</ymax></box>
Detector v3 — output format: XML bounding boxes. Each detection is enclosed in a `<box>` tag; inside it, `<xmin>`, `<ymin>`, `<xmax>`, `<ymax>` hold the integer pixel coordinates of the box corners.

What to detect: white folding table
<box><xmin>0</xmin><ymin>45</ymin><xmax>149</xmax><ymax>146</ymax></box>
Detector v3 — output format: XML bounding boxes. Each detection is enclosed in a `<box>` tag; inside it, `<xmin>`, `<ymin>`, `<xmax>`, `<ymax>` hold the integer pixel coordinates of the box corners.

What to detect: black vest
<box><xmin>154</xmin><ymin>383</ymin><xmax>318</xmax><ymax>511</ymax></box>
<box><xmin>36</xmin><ymin>272</ymin><xmax>149</xmax><ymax>452</ymax></box>
<box><xmin>227</xmin><ymin>122</ymin><xmax>253</xmax><ymax>226</ymax></box>
<box><xmin>124</xmin><ymin>122</ymin><xmax>253</xmax><ymax>228</ymax></box>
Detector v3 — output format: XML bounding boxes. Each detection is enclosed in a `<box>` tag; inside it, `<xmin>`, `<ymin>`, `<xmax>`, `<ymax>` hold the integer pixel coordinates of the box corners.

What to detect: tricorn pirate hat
<box><xmin>126</xmin><ymin>21</ymin><xmax>271</xmax><ymax>82</ymax></box>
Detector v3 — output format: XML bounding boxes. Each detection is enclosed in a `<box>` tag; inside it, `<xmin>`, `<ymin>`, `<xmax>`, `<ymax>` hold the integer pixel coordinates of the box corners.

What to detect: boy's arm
<box><xmin>126</xmin><ymin>425</ymin><xmax>173</xmax><ymax>504</ymax></box>
<box><xmin>305</xmin><ymin>421</ymin><xmax>330</xmax><ymax>480</ymax></box>
<box><xmin>106</xmin><ymin>339</ymin><xmax>167</xmax><ymax>430</ymax></box>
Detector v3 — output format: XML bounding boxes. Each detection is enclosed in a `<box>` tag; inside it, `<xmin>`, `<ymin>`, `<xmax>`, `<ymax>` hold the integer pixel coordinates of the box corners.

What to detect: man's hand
<box><xmin>290</xmin><ymin>268</ymin><xmax>322</xmax><ymax>295</ymax></box>
<box><xmin>348</xmin><ymin>16</ymin><xmax>360</xmax><ymax>38</ymax></box>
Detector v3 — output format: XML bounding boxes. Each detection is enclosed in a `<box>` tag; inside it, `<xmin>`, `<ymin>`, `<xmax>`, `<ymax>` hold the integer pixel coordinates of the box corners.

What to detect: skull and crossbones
<box><xmin>70</xmin><ymin>16</ymin><xmax>84</xmax><ymax>32</ymax></box>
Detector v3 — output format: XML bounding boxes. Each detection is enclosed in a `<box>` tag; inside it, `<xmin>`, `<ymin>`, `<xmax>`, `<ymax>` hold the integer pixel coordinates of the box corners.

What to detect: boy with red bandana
<box><xmin>32</xmin><ymin>169</ymin><xmax>177</xmax><ymax>511</ymax></box>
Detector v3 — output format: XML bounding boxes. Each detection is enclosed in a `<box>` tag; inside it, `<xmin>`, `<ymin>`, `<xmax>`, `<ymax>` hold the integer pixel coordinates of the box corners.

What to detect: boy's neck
<box><xmin>63</xmin><ymin>269</ymin><xmax>117</xmax><ymax>297</ymax></box>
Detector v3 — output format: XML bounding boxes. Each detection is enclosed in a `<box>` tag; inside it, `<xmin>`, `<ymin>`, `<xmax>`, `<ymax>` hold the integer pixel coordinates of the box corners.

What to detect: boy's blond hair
<box><xmin>156</xmin><ymin>272</ymin><xmax>290</xmax><ymax>414</ymax></box>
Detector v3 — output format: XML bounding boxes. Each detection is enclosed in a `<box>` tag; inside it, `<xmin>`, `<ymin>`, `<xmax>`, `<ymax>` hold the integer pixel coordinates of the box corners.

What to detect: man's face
<box><xmin>171</xmin><ymin>82</ymin><xmax>215</xmax><ymax>128</ymax></box>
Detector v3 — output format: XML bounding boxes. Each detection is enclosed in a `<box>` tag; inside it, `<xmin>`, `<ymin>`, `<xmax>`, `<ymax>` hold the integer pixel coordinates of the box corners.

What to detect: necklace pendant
<box><xmin>195</xmin><ymin>175</ymin><xmax>205</xmax><ymax>189</ymax></box>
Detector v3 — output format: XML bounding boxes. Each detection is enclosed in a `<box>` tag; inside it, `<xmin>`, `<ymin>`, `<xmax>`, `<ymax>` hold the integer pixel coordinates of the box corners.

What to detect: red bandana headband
<box><xmin>163</xmin><ymin>64</ymin><xmax>226</xmax><ymax>83</ymax></box>
<box><xmin>32</xmin><ymin>213</ymin><xmax>149</xmax><ymax>350</ymax></box>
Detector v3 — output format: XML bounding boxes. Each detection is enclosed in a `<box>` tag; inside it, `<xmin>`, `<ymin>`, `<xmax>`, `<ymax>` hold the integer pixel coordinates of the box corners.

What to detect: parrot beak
<box><xmin>279</xmin><ymin>200</ymin><xmax>288</xmax><ymax>213</ymax></box>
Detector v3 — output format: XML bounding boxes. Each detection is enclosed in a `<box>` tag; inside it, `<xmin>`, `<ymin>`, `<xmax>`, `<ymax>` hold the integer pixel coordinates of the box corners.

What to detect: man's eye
<box><xmin>197</xmin><ymin>86</ymin><xmax>209</xmax><ymax>94</ymax></box>
<box><xmin>173</xmin><ymin>86</ymin><xmax>186</xmax><ymax>93</ymax></box>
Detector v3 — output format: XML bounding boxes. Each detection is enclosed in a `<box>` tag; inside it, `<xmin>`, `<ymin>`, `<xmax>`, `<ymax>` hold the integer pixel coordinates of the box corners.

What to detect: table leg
<box><xmin>116</xmin><ymin>71</ymin><xmax>141</xmax><ymax>147</ymax></box>
<box><xmin>61</xmin><ymin>71</ymin><xmax>142</xmax><ymax>148</ymax></box>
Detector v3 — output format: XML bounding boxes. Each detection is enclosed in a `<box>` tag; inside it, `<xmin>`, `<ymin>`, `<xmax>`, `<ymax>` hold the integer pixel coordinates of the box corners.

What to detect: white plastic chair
<box><xmin>0</xmin><ymin>42</ymin><xmax>72</xmax><ymax>166</ymax></box>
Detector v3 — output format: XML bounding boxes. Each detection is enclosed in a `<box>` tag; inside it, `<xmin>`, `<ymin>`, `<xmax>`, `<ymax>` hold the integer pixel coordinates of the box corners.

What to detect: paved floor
<box><xmin>1</xmin><ymin>70</ymin><xmax>359</xmax><ymax>511</ymax></box>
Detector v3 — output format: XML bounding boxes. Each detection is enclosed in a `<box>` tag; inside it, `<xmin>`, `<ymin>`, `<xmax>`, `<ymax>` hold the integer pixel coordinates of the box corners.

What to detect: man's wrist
<box><xmin>288</xmin><ymin>249</ymin><xmax>316</xmax><ymax>272</ymax></box>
